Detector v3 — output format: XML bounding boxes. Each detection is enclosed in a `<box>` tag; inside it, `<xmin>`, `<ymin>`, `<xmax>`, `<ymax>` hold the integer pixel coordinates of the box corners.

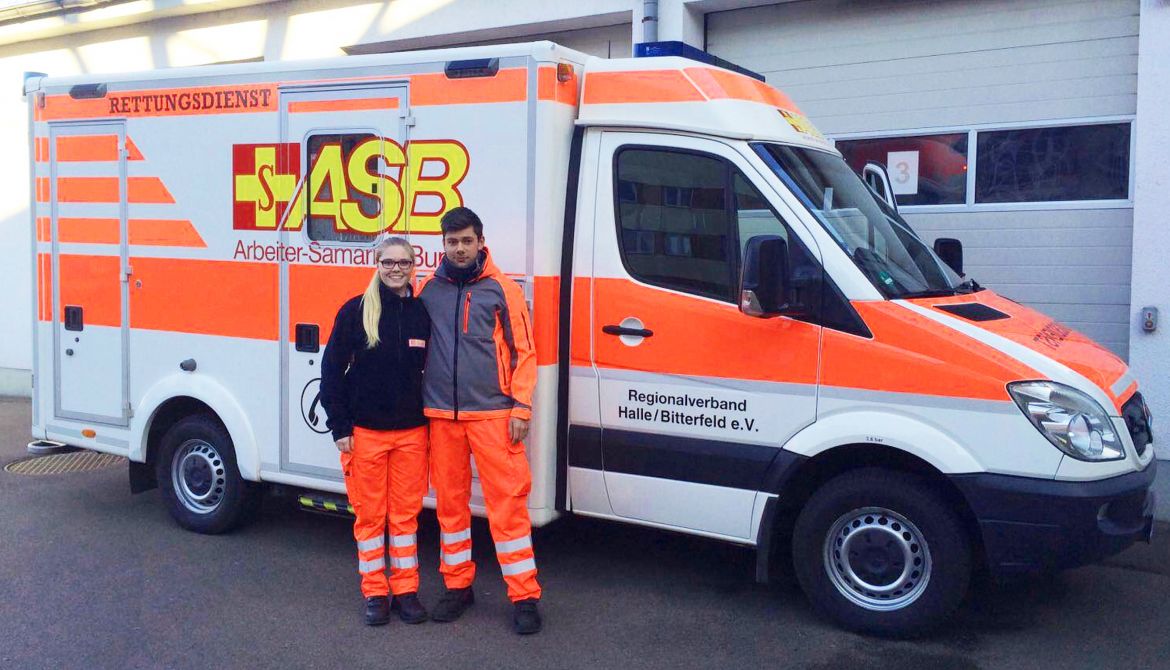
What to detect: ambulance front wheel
<box><xmin>792</xmin><ymin>468</ymin><xmax>971</xmax><ymax>637</ymax></box>
<box><xmin>155</xmin><ymin>414</ymin><xmax>261</xmax><ymax>534</ymax></box>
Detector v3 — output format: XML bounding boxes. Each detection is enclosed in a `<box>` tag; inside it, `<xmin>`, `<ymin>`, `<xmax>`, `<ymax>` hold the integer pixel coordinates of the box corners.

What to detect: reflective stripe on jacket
<box><xmin>417</xmin><ymin>249</ymin><xmax>536</xmax><ymax>421</ymax></box>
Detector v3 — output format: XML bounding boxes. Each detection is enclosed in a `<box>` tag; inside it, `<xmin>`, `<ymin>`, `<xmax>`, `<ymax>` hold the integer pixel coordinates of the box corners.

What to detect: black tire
<box><xmin>792</xmin><ymin>468</ymin><xmax>971</xmax><ymax>637</ymax></box>
<box><xmin>155</xmin><ymin>414</ymin><xmax>260</xmax><ymax>534</ymax></box>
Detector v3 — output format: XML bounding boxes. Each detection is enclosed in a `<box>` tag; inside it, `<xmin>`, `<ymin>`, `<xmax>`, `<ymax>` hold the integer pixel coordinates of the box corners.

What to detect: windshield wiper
<box><xmin>899</xmin><ymin>279</ymin><xmax>984</xmax><ymax>300</ymax></box>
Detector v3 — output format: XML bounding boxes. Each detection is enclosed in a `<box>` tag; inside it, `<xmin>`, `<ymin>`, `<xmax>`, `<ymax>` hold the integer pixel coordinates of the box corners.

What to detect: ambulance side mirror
<box><xmin>740</xmin><ymin>235</ymin><xmax>790</xmax><ymax>318</ymax></box>
<box><xmin>933</xmin><ymin>237</ymin><xmax>964</xmax><ymax>276</ymax></box>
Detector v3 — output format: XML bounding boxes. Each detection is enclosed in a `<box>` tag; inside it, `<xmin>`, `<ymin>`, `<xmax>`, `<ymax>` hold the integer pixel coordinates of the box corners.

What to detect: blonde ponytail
<box><xmin>361</xmin><ymin>237</ymin><xmax>415</xmax><ymax>349</ymax></box>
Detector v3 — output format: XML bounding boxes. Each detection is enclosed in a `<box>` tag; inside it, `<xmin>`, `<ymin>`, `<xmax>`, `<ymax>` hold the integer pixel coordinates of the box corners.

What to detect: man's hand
<box><xmin>336</xmin><ymin>436</ymin><xmax>353</xmax><ymax>453</ymax></box>
<box><xmin>508</xmin><ymin>418</ymin><xmax>530</xmax><ymax>444</ymax></box>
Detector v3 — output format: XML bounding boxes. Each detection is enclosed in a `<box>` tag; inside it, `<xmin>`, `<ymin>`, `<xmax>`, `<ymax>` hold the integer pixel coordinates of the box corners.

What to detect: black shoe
<box><xmin>513</xmin><ymin>599</ymin><xmax>542</xmax><ymax>635</ymax></box>
<box><xmin>364</xmin><ymin>596</ymin><xmax>390</xmax><ymax>626</ymax></box>
<box><xmin>391</xmin><ymin>592</ymin><xmax>429</xmax><ymax>624</ymax></box>
<box><xmin>431</xmin><ymin>587</ymin><xmax>474</xmax><ymax>622</ymax></box>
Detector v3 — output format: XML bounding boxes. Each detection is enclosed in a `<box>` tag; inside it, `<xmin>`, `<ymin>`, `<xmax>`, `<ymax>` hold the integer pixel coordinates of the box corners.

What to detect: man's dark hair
<box><xmin>440</xmin><ymin>207</ymin><xmax>483</xmax><ymax>238</ymax></box>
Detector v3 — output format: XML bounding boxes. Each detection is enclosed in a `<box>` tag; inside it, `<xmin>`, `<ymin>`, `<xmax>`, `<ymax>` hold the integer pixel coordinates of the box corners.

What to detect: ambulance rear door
<box><xmin>48</xmin><ymin>121</ymin><xmax>131</xmax><ymax>428</ymax></box>
<box><xmin>587</xmin><ymin>131</ymin><xmax>822</xmax><ymax>540</ymax></box>
<box><xmin>277</xmin><ymin>83</ymin><xmax>410</xmax><ymax>479</ymax></box>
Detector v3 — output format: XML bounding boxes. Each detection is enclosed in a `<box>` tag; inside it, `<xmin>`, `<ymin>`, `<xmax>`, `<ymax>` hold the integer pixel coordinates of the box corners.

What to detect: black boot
<box><xmin>431</xmin><ymin>587</ymin><xmax>474</xmax><ymax>622</ymax></box>
<box><xmin>364</xmin><ymin>596</ymin><xmax>390</xmax><ymax>626</ymax></box>
<box><xmin>513</xmin><ymin>599</ymin><xmax>542</xmax><ymax>635</ymax></box>
<box><xmin>391</xmin><ymin>592</ymin><xmax>429</xmax><ymax>624</ymax></box>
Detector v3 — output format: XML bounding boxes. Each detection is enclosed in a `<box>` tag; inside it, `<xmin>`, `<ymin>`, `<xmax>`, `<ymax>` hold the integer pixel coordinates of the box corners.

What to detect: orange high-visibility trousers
<box><xmin>429</xmin><ymin>417</ymin><xmax>542</xmax><ymax>602</ymax></box>
<box><xmin>340</xmin><ymin>425</ymin><xmax>429</xmax><ymax>598</ymax></box>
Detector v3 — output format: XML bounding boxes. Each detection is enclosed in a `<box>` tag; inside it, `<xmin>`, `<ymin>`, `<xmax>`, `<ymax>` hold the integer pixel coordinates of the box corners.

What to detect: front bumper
<box><xmin>951</xmin><ymin>459</ymin><xmax>1157</xmax><ymax>576</ymax></box>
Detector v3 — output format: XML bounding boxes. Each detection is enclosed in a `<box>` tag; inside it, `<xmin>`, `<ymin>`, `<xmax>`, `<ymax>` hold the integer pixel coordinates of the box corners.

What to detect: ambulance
<box><xmin>24</xmin><ymin>41</ymin><xmax>1156</xmax><ymax>635</ymax></box>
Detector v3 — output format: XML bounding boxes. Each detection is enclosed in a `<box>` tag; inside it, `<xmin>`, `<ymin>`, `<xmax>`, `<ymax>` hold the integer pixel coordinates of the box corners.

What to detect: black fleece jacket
<box><xmin>319</xmin><ymin>283</ymin><xmax>431</xmax><ymax>441</ymax></box>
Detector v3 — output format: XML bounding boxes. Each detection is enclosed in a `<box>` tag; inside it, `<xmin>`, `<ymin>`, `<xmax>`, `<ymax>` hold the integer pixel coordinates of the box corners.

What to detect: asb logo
<box><xmin>232</xmin><ymin>138</ymin><xmax>469</xmax><ymax>234</ymax></box>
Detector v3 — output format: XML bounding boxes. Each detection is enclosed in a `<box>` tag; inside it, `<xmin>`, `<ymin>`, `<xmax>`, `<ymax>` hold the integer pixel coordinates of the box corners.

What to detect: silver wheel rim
<box><xmin>823</xmin><ymin>507</ymin><xmax>932</xmax><ymax>611</ymax></box>
<box><xmin>171</xmin><ymin>439</ymin><xmax>227</xmax><ymax>515</ymax></box>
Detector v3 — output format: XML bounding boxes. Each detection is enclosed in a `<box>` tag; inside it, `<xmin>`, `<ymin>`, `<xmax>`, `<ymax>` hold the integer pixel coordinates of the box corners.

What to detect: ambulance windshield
<box><xmin>754</xmin><ymin>143</ymin><xmax>974</xmax><ymax>299</ymax></box>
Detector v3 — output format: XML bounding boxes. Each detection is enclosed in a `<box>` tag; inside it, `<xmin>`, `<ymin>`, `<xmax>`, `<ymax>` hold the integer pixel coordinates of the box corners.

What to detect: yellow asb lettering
<box><xmin>406</xmin><ymin>140</ymin><xmax>470</xmax><ymax>232</ymax></box>
<box><xmin>280</xmin><ymin>138</ymin><xmax>468</xmax><ymax>234</ymax></box>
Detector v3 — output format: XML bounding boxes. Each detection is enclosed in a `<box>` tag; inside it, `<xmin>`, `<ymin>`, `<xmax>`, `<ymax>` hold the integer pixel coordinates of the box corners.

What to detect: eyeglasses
<box><xmin>378</xmin><ymin>259</ymin><xmax>413</xmax><ymax>270</ymax></box>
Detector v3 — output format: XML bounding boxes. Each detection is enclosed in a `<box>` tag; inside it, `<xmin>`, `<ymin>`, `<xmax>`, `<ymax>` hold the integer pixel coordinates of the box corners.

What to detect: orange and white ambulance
<box><xmin>25</xmin><ymin>41</ymin><xmax>1156</xmax><ymax>634</ymax></box>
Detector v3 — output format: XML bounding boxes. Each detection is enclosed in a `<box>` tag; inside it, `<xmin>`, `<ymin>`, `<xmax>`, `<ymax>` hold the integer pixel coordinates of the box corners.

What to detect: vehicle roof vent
<box><xmin>634</xmin><ymin>41</ymin><xmax>765</xmax><ymax>82</ymax></box>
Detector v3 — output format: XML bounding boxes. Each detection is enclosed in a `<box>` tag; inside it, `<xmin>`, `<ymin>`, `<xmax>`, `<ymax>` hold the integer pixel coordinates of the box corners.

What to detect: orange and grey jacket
<box><xmin>417</xmin><ymin>248</ymin><xmax>536</xmax><ymax>421</ymax></box>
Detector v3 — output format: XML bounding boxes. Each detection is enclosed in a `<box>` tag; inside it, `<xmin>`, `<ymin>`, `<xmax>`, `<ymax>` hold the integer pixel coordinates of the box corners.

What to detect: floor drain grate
<box><xmin>5</xmin><ymin>451</ymin><xmax>126</xmax><ymax>476</ymax></box>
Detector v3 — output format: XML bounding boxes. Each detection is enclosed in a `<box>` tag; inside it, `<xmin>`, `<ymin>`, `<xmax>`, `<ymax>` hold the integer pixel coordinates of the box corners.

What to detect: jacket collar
<box><xmin>435</xmin><ymin>247</ymin><xmax>502</xmax><ymax>284</ymax></box>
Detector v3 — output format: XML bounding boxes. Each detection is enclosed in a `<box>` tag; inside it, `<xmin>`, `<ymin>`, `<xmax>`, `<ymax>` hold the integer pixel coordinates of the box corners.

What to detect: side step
<box><xmin>297</xmin><ymin>492</ymin><xmax>355</xmax><ymax>517</ymax></box>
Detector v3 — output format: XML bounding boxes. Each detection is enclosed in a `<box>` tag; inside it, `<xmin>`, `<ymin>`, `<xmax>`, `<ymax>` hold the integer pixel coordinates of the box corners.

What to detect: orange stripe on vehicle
<box><xmin>55</xmin><ymin>135</ymin><xmax>116</xmax><ymax>162</ymax></box>
<box><xmin>533</xmin><ymin>276</ymin><xmax>560</xmax><ymax>365</ymax></box>
<box><xmin>570</xmin><ymin>276</ymin><xmax>591</xmax><ymax>367</ymax></box>
<box><xmin>51</xmin><ymin>218</ymin><xmax>205</xmax><ymax>247</ymax></box>
<box><xmin>126</xmin><ymin>137</ymin><xmax>145</xmax><ymax>160</ymax></box>
<box><xmin>683</xmin><ymin>67</ymin><xmax>801</xmax><ymax>113</ymax></box>
<box><xmin>57</xmin><ymin>254</ymin><xmax>122</xmax><ymax>327</ymax></box>
<box><xmin>36</xmin><ymin>177</ymin><xmax>49</xmax><ymax>202</ymax></box>
<box><xmin>592</xmin><ymin>278</ymin><xmax>819</xmax><ymax>384</ymax></box>
<box><xmin>131</xmin><ymin>258</ymin><xmax>278</xmax><ymax>339</ymax></box>
<box><xmin>57</xmin><ymin>217</ymin><xmax>118</xmax><ymax>244</ymax></box>
<box><xmin>37</xmin><ymin>254</ymin><xmax>52</xmax><ymax>321</ymax></box>
<box><xmin>289</xmin><ymin>97</ymin><xmax>400</xmax><ymax>113</ymax></box>
<box><xmin>411</xmin><ymin>68</ymin><xmax>528</xmax><ymax>106</ymax></box>
<box><xmin>35</xmin><ymin>137</ymin><xmax>49</xmax><ymax>162</ymax></box>
<box><xmin>536</xmin><ymin>67</ymin><xmax>578</xmax><ymax>106</ymax></box>
<box><xmin>54</xmin><ymin>177</ymin><xmax>174</xmax><ymax>204</ymax></box>
<box><xmin>288</xmin><ymin>264</ymin><xmax>373</xmax><ymax>343</ymax></box>
<box><xmin>35</xmin><ymin>84</ymin><xmax>277</xmax><ymax>121</ymax></box>
<box><xmin>821</xmin><ymin>301</ymin><xmax>1039</xmax><ymax>400</ymax></box>
<box><xmin>36</xmin><ymin>217</ymin><xmax>50</xmax><ymax>242</ymax></box>
<box><xmin>130</xmin><ymin>219</ymin><xmax>205</xmax><ymax>247</ymax></box>
<box><xmin>582</xmin><ymin>70</ymin><xmax>706</xmax><ymax>105</ymax></box>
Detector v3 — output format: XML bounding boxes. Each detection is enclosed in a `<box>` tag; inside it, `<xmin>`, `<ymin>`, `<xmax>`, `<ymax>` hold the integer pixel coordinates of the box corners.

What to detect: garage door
<box><xmin>707</xmin><ymin>0</ymin><xmax>1138</xmax><ymax>358</ymax></box>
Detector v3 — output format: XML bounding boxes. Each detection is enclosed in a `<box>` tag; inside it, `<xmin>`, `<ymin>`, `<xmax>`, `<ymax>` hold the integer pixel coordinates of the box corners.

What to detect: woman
<box><xmin>319</xmin><ymin>237</ymin><xmax>431</xmax><ymax>627</ymax></box>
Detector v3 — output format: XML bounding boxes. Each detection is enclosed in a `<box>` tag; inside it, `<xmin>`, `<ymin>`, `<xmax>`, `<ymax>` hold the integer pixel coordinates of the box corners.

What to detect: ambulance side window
<box><xmin>615</xmin><ymin>148</ymin><xmax>736</xmax><ymax>302</ymax></box>
<box><xmin>306</xmin><ymin>133</ymin><xmax>379</xmax><ymax>243</ymax></box>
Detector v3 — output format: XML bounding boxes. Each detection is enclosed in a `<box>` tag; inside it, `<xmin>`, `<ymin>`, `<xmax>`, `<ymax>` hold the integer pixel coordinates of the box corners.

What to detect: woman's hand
<box><xmin>336</xmin><ymin>436</ymin><xmax>353</xmax><ymax>453</ymax></box>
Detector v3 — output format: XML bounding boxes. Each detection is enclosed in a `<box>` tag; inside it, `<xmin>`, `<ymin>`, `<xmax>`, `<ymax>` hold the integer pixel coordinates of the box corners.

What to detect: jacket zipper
<box><xmin>453</xmin><ymin>282</ymin><xmax>462</xmax><ymax>419</ymax></box>
<box><xmin>463</xmin><ymin>292</ymin><xmax>472</xmax><ymax>333</ymax></box>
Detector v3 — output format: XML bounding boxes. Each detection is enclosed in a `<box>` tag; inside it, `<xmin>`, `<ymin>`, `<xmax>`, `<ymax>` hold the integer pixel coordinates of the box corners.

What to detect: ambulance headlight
<box><xmin>1008</xmin><ymin>381</ymin><xmax>1124</xmax><ymax>461</ymax></box>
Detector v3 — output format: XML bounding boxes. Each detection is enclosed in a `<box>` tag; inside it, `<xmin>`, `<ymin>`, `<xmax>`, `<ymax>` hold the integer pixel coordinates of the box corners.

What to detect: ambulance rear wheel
<box><xmin>792</xmin><ymin>468</ymin><xmax>971</xmax><ymax>637</ymax></box>
<box><xmin>156</xmin><ymin>414</ymin><xmax>260</xmax><ymax>534</ymax></box>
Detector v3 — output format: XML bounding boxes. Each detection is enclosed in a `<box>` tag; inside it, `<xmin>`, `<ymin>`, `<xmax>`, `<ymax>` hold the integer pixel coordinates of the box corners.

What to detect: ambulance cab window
<box><xmin>306</xmin><ymin>133</ymin><xmax>380</xmax><ymax>243</ymax></box>
<box><xmin>615</xmin><ymin>148</ymin><xmax>735</xmax><ymax>302</ymax></box>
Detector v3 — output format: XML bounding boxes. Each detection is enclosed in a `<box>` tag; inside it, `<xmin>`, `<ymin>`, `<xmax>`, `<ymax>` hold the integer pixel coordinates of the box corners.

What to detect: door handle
<box><xmin>295</xmin><ymin>323</ymin><xmax>320</xmax><ymax>353</ymax></box>
<box><xmin>602</xmin><ymin>325</ymin><xmax>654</xmax><ymax>338</ymax></box>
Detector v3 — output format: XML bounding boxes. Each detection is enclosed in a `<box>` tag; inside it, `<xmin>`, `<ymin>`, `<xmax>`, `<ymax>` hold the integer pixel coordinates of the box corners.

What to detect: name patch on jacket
<box><xmin>408</xmin><ymin>339</ymin><xmax>427</xmax><ymax>348</ymax></box>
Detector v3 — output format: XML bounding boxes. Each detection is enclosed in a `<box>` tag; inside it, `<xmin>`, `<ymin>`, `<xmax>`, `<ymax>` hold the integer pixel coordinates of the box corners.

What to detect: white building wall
<box><xmin>1131</xmin><ymin>0</ymin><xmax>1170</xmax><ymax>458</ymax></box>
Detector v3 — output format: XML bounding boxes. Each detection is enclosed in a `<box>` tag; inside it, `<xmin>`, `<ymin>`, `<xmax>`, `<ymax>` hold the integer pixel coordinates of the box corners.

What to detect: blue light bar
<box><xmin>634</xmin><ymin>41</ymin><xmax>765</xmax><ymax>82</ymax></box>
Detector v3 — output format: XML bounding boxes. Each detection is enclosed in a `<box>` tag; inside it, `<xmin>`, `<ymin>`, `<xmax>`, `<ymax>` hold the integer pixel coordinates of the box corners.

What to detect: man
<box><xmin>417</xmin><ymin>206</ymin><xmax>543</xmax><ymax>635</ymax></box>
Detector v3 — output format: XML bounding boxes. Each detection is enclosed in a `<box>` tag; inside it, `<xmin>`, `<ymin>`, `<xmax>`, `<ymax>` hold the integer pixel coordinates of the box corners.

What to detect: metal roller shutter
<box><xmin>707</xmin><ymin>0</ymin><xmax>1139</xmax><ymax>358</ymax></box>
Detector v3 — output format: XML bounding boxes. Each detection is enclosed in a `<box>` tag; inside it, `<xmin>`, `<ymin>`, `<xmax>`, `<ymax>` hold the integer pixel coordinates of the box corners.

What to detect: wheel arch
<box><xmin>130</xmin><ymin>373</ymin><xmax>261</xmax><ymax>481</ymax></box>
<box><xmin>755</xmin><ymin>442</ymin><xmax>984</xmax><ymax>584</ymax></box>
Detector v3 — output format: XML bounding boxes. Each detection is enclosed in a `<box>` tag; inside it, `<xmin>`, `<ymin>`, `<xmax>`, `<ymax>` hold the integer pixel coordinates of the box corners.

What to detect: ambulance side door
<box><xmin>591</xmin><ymin>132</ymin><xmax>822</xmax><ymax>540</ymax></box>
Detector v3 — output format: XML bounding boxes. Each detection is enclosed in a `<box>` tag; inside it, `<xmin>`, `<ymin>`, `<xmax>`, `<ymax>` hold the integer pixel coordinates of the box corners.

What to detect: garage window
<box><xmin>975</xmin><ymin>123</ymin><xmax>1130</xmax><ymax>203</ymax></box>
<box><xmin>836</xmin><ymin>121</ymin><xmax>1131</xmax><ymax>208</ymax></box>
<box><xmin>836</xmin><ymin>133</ymin><xmax>968</xmax><ymax>206</ymax></box>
